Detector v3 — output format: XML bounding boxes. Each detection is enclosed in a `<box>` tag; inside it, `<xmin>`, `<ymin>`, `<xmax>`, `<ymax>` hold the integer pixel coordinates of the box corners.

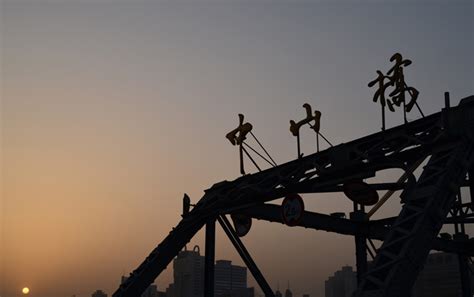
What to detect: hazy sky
<box><xmin>1</xmin><ymin>1</ymin><xmax>473</xmax><ymax>297</ymax></box>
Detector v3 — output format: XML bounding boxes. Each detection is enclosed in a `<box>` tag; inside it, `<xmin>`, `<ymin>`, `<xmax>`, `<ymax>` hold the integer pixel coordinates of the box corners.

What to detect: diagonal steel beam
<box><xmin>217</xmin><ymin>215</ymin><xmax>275</xmax><ymax>297</ymax></box>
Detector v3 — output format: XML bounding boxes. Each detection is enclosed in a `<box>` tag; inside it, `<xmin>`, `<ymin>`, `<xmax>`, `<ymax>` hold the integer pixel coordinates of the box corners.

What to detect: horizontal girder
<box><xmin>236</xmin><ymin>204</ymin><xmax>474</xmax><ymax>256</ymax></box>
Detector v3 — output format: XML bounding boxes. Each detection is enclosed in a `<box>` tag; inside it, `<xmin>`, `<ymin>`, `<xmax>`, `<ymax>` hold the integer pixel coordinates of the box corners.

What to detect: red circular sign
<box><xmin>281</xmin><ymin>194</ymin><xmax>305</xmax><ymax>226</ymax></box>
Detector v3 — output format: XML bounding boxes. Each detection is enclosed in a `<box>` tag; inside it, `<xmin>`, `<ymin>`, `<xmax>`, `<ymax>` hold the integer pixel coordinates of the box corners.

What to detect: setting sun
<box><xmin>22</xmin><ymin>287</ymin><xmax>30</xmax><ymax>295</ymax></box>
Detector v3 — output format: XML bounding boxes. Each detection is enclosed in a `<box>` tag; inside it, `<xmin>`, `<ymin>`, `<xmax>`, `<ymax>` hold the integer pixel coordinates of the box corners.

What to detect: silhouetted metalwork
<box><xmin>230</xmin><ymin>213</ymin><xmax>252</xmax><ymax>237</ymax></box>
<box><xmin>218</xmin><ymin>215</ymin><xmax>275</xmax><ymax>297</ymax></box>
<box><xmin>249</xmin><ymin>131</ymin><xmax>278</xmax><ymax>167</ymax></box>
<box><xmin>343</xmin><ymin>180</ymin><xmax>379</xmax><ymax>206</ymax></box>
<box><xmin>113</xmin><ymin>94</ymin><xmax>474</xmax><ymax>297</ymax></box>
<box><xmin>369</xmin><ymin>53</ymin><xmax>424</xmax><ymax>130</ymax></box>
<box><xmin>351</xmin><ymin>209</ymin><xmax>368</xmax><ymax>285</ymax></box>
<box><xmin>204</xmin><ymin>220</ymin><xmax>215</xmax><ymax>297</ymax></box>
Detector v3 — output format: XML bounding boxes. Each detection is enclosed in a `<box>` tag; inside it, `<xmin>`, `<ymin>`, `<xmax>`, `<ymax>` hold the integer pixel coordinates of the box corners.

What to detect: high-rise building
<box><xmin>412</xmin><ymin>252</ymin><xmax>474</xmax><ymax>297</ymax></box>
<box><xmin>166</xmin><ymin>283</ymin><xmax>176</xmax><ymax>297</ymax></box>
<box><xmin>173</xmin><ymin>245</ymin><xmax>205</xmax><ymax>297</ymax></box>
<box><xmin>326</xmin><ymin>253</ymin><xmax>474</xmax><ymax>297</ymax></box>
<box><xmin>284</xmin><ymin>282</ymin><xmax>292</xmax><ymax>297</ymax></box>
<box><xmin>275</xmin><ymin>289</ymin><xmax>283</xmax><ymax>297</ymax></box>
<box><xmin>324</xmin><ymin>266</ymin><xmax>357</xmax><ymax>297</ymax></box>
<box><xmin>170</xmin><ymin>245</ymin><xmax>253</xmax><ymax>297</ymax></box>
<box><xmin>214</xmin><ymin>260</ymin><xmax>247</xmax><ymax>297</ymax></box>
<box><xmin>91</xmin><ymin>290</ymin><xmax>107</xmax><ymax>297</ymax></box>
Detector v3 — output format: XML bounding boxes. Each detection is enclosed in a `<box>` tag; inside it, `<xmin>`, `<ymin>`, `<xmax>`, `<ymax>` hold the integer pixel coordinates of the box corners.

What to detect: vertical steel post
<box><xmin>351</xmin><ymin>207</ymin><xmax>368</xmax><ymax>285</ymax></box>
<box><xmin>381</xmin><ymin>104</ymin><xmax>386</xmax><ymax>131</ymax></box>
<box><xmin>469</xmin><ymin>167</ymin><xmax>474</xmax><ymax>205</ymax></box>
<box><xmin>204</xmin><ymin>219</ymin><xmax>216</xmax><ymax>297</ymax></box>
<box><xmin>444</xmin><ymin>92</ymin><xmax>451</xmax><ymax>109</ymax></box>
<box><xmin>239</xmin><ymin>145</ymin><xmax>245</xmax><ymax>175</ymax></box>
<box><xmin>297</xmin><ymin>135</ymin><xmax>301</xmax><ymax>158</ymax></box>
<box><xmin>354</xmin><ymin>235</ymin><xmax>368</xmax><ymax>285</ymax></box>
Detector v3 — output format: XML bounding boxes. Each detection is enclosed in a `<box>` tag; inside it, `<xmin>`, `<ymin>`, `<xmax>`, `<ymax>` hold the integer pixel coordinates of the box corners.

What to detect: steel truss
<box><xmin>113</xmin><ymin>95</ymin><xmax>474</xmax><ymax>297</ymax></box>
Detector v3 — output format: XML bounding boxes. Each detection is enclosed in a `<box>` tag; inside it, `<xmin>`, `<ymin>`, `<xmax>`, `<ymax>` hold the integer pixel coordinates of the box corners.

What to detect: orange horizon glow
<box><xmin>2</xmin><ymin>2</ymin><xmax>473</xmax><ymax>297</ymax></box>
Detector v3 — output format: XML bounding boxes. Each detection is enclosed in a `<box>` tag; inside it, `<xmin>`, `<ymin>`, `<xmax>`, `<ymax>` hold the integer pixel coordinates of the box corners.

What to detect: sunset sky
<box><xmin>1</xmin><ymin>1</ymin><xmax>473</xmax><ymax>297</ymax></box>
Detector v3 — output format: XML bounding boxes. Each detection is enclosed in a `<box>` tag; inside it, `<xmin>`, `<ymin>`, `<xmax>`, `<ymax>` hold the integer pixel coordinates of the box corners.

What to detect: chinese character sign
<box><xmin>368</xmin><ymin>53</ymin><xmax>423</xmax><ymax>129</ymax></box>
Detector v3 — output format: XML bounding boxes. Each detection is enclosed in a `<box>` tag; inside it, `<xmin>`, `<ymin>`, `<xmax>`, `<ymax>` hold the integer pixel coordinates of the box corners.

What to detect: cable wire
<box><xmin>249</xmin><ymin>131</ymin><xmax>278</xmax><ymax>166</ymax></box>
<box><xmin>243</xmin><ymin>142</ymin><xmax>276</xmax><ymax>168</ymax></box>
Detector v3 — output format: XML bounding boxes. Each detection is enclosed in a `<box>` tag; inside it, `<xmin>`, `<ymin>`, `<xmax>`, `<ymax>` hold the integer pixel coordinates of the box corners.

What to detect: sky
<box><xmin>1</xmin><ymin>1</ymin><xmax>473</xmax><ymax>297</ymax></box>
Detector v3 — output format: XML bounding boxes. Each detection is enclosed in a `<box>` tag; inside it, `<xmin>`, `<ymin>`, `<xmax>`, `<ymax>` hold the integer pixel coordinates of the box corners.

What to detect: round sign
<box><xmin>281</xmin><ymin>194</ymin><xmax>305</xmax><ymax>226</ymax></box>
<box><xmin>231</xmin><ymin>214</ymin><xmax>252</xmax><ymax>237</ymax></box>
<box><xmin>343</xmin><ymin>180</ymin><xmax>379</xmax><ymax>206</ymax></box>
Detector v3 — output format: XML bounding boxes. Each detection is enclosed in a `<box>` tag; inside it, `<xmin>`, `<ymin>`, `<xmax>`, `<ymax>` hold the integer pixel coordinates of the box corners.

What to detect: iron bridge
<box><xmin>113</xmin><ymin>94</ymin><xmax>474</xmax><ymax>297</ymax></box>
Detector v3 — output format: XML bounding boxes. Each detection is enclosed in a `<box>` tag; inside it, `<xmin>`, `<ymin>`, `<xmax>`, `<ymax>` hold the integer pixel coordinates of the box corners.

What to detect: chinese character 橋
<box><xmin>386</xmin><ymin>53</ymin><xmax>419</xmax><ymax>114</ymax></box>
<box><xmin>368</xmin><ymin>52</ymin><xmax>423</xmax><ymax>130</ymax></box>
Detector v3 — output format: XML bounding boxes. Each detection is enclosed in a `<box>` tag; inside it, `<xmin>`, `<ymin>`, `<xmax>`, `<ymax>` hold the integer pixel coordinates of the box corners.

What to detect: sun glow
<box><xmin>22</xmin><ymin>287</ymin><xmax>30</xmax><ymax>295</ymax></box>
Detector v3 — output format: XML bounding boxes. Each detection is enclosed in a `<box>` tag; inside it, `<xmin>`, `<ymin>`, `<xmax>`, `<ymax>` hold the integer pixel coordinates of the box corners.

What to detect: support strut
<box><xmin>351</xmin><ymin>209</ymin><xmax>368</xmax><ymax>284</ymax></box>
<box><xmin>469</xmin><ymin>167</ymin><xmax>474</xmax><ymax>206</ymax></box>
<box><xmin>205</xmin><ymin>219</ymin><xmax>216</xmax><ymax>297</ymax></box>
<box><xmin>218</xmin><ymin>215</ymin><xmax>275</xmax><ymax>297</ymax></box>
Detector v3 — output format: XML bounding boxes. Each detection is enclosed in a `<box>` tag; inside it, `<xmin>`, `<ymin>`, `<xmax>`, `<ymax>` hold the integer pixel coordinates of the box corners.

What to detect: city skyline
<box><xmin>2</xmin><ymin>1</ymin><xmax>473</xmax><ymax>297</ymax></box>
<box><xmin>77</xmin><ymin>251</ymin><xmax>474</xmax><ymax>297</ymax></box>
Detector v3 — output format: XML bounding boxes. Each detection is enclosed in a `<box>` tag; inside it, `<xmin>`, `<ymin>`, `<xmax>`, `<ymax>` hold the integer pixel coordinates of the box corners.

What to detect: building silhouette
<box><xmin>275</xmin><ymin>288</ymin><xmax>283</xmax><ymax>297</ymax></box>
<box><xmin>168</xmin><ymin>245</ymin><xmax>254</xmax><ymax>297</ymax></box>
<box><xmin>172</xmin><ymin>245</ymin><xmax>205</xmax><ymax>297</ymax></box>
<box><xmin>412</xmin><ymin>252</ymin><xmax>474</xmax><ymax>297</ymax></box>
<box><xmin>91</xmin><ymin>290</ymin><xmax>107</xmax><ymax>297</ymax></box>
<box><xmin>284</xmin><ymin>282</ymin><xmax>293</xmax><ymax>297</ymax></box>
<box><xmin>215</xmin><ymin>260</ymin><xmax>247</xmax><ymax>297</ymax></box>
<box><xmin>324</xmin><ymin>266</ymin><xmax>357</xmax><ymax>297</ymax></box>
<box><xmin>166</xmin><ymin>283</ymin><xmax>176</xmax><ymax>297</ymax></box>
<box><xmin>326</xmin><ymin>253</ymin><xmax>474</xmax><ymax>297</ymax></box>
